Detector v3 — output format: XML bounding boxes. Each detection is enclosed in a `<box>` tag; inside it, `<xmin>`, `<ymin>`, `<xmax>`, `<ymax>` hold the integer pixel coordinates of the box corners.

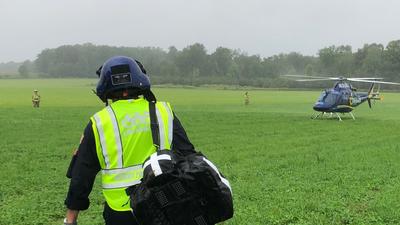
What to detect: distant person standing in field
<box><xmin>244</xmin><ymin>91</ymin><xmax>250</xmax><ymax>105</ymax></box>
<box><xmin>32</xmin><ymin>89</ymin><xmax>40</xmax><ymax>107</ymax></box>
<box><xmin>63</xmin><ymin>56</ymin><xmax>196</xmax><ymax>225</ymax></box>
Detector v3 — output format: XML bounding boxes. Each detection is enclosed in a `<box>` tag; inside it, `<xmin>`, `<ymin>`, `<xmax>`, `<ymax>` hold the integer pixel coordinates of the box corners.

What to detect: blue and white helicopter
<box><xmin>284</xmin><ymin>75</ymin><xmax>400</xmax><ymax>121</ymax></box>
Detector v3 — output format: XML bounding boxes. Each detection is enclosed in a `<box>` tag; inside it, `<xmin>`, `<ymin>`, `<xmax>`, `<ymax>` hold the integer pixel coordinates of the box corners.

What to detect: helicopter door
<box><xmin>339</xmin><ymin>93</ymin><xmax>349</xmax><ymax>105</ymax></box>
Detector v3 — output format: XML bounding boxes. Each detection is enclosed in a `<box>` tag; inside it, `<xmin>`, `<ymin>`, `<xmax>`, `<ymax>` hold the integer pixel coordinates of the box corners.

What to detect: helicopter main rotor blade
<box><xmin>295</xmin><ymin>78</ymin><xmax>341</xmax><ymax>82</ymax></box>
<box><xmin>350</xmin><ymin>77</ymin><xmax>383</xmax><ymax>80</ymax></box>
<box><xmin>283</xmin><ymin>75</ymin><xmax>339</xmax><ymax>79</ymax></box>
<box><xmin>283</xmin><ymin>75</ymin><xmax>399</xmax><ymax>85</ymax></box>
<box><xmin>284</xmin><ymin>75</ymin><xmax>385</xmax><ymax>80</ymax></box>
<box><xmin>347</xmin><ymin>78</ymin><xmax>400</xmax><ymax>85</ymax></box>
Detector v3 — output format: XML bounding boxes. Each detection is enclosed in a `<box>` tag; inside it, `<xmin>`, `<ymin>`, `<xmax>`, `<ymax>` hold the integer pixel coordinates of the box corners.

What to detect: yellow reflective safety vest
<box><xmin>90</xmin><ymin>98</ymin><xmax>173</xmax><ymax>211</ymax></box>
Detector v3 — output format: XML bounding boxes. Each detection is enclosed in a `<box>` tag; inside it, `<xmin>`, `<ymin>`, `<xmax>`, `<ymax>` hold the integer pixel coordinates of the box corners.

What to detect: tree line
<box><xmin>17</xmin><ymin>41</ymin><xmax>400</xmax><ymax>88</ymax></box>
<box><xmin>0</xmin><ymin>61</ymin><xmax>21</xmax><ymax>75</ymax></box>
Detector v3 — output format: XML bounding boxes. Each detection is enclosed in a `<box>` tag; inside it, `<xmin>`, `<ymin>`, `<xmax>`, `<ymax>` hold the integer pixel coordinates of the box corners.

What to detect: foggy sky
<box><xmin>1</xmin><ymin>0</ymin><xmax>400</xmax><ymax>62</ymax></box>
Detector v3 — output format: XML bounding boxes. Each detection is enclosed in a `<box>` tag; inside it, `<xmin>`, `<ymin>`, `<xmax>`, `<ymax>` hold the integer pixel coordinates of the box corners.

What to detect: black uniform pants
<box><xmin>103</xmin><ymin>202</ymin><xmax>139</xmax><ymax>225</ymax></box>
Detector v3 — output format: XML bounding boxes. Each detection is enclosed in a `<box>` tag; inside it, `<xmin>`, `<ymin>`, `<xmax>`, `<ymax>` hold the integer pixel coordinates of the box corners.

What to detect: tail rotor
<box><xmin>367</xmin><ymin>83</ymin><xmax>381</xmax><ymax>108</ymax></box>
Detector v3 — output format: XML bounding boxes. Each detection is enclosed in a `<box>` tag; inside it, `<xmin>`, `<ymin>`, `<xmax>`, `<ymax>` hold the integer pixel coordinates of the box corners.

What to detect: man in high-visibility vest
<box><xmin>64</xmin><ymin>56</ymin><xmax>196</xmax><ymax>225</ymax></box>
<box><xmin>244</xmin><ymin>91</ymin><xmax>249</xmax><ymax>105</ymax></box>
<box><xmin>32</xmin><ymin>89</ymin><xmax>40</xmax><ymax>107</ymax></box>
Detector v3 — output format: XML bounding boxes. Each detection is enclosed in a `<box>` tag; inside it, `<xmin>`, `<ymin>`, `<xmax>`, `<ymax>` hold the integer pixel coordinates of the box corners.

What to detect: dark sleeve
<box><xmin>64</xmin><ymin>121</ymin><xmax>100</xmax><ymax>210</ymax></box>
<box><xmin>171</xmin><ymin>113</ymin><xmax>196</xmax><ymax>155</ymax></box>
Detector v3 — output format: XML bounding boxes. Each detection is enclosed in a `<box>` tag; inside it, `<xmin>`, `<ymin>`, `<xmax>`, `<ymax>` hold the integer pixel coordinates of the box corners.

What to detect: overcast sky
<box><xmin>1</xmin><ymin>0</ymin><xmax>400</xmax><ymax>62</ymax></box>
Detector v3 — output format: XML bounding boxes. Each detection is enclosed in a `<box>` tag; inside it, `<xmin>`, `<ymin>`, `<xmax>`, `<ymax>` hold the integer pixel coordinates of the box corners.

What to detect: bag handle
<box><xmin>149</xmin><ymin>101</ymin><xmax>160</xmax><ymax>151</ymax></box>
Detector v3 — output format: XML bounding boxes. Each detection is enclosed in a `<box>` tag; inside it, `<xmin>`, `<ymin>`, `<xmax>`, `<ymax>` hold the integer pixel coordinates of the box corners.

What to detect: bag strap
<box><xmin>149</xmin><ymin>101</ymin><xmax>160</xmax><ymax>151</ymax></box>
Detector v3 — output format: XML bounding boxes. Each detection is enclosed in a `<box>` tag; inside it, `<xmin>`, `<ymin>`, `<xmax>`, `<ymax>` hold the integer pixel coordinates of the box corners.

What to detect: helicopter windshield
<box><xmin>317</xmin><ymin>91</ymin><xmax>327</xmax><ymax>101</ymax></box>
<box><xmin>318</xmin><ymin>91</ymin><xmax>338</xmax><ymax>105</ymax></box>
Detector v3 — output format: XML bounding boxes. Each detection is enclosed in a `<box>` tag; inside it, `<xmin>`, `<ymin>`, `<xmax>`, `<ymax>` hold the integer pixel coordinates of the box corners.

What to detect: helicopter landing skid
<box><xmin>311</xmin><ymin>112</ymin><xmax>356</xmax><ymax>121</ymax></box>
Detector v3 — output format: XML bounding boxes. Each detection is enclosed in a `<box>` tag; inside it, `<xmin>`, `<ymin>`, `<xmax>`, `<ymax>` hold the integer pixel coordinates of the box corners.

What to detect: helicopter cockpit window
<box><xmin>318</xmin><ymin>92</ymin><xmax>338</xmax><ymax>105</ymax></box>
<box><xmin>317</xmin><ymin>91</ymin><xmax>327</xmax><ymax>102</ymax></box>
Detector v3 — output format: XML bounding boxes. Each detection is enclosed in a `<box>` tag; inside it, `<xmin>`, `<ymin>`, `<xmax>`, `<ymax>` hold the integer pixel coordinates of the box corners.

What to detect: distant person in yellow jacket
<box><xmin>32</xmin><ymin>89</ymin><xmax>40</xmax><ymax>108</ymax></box>
<box><xmin>244</xmin><ymin>91</ymin><xmax>250</xmax><ymax>105</ymax></box>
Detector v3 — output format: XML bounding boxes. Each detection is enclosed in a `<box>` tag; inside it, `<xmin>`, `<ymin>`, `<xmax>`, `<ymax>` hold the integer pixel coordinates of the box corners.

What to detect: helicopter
<box><xmin>284</xmin><ymin>75</ymin><xmax>400</xmax><ymax>121</ymax></box>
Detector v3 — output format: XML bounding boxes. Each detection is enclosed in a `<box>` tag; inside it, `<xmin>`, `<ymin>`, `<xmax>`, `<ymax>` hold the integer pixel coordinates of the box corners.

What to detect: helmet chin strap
<box><xmin>143</xmin><ymin>90</ymin><xmax>157</xmax><ymax>103</ymax></box>
<box><xmin>91</xmin><ymin>89</ymin><xmax>109</xmax><ymax>106</ymax></box>
<box><xmin>100</xmin><ymin>94</ymin><xmax>108</xmax><ymax>106</ymax></box>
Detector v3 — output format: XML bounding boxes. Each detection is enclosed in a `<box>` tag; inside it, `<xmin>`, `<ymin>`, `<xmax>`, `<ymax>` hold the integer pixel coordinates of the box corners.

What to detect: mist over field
<box><xmin>2</xmin><ymin>1</ymin><xmax>400</xmax><ymax>88</ymax></box>
<box><xmin>2</xmin><ymin>0</ymin><xmax>400</xmax><ymax>63</ymax></box>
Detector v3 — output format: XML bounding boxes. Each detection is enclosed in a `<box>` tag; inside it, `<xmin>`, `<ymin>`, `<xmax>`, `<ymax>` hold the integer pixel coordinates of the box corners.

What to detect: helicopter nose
<box><xmin>313</xmin><ymin>103</ymin><xmax>327</xmax><ymax>112</ymax></box>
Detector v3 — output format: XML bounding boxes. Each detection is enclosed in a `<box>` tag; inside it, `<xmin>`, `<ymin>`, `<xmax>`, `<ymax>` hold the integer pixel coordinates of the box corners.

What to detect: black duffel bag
<box><xmin>128</xmin><ymin>150</ymin><xmax>233</xmax><ymax>225</ymax></box>
<box><xmin>126</xmin><ymin>102</ymin><xmax>233</xmax><ymax>225</ymax></box>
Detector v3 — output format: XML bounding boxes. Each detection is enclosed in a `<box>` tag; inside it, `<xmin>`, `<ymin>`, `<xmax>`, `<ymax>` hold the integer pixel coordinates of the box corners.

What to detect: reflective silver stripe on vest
<box><xmin>102</xmin><ymin>179</ymin><xmax>142</xmax><ymax>189</ymax></box>
<box><xmin>101</xmin><ymin>165</ymin><xmax>143</xmax><ymax>189</ymax></box>
<box><xmin>106</xmin><ymin>106</ymin><xmax>123</xmax><ymax>168</ymax></box>
<box><xmin>155</xmin><ymin>105</ymin><xmax>166</xmax><ymax>149</ymax></box>
<box><xmin>162</xmin><ymin>102</ymin><xmax>173</xmax><ymax>146</ymax></box>
<box><xmin>102</xmin><ymin>165</ymin><xmax>142</xmax><ymax>175</ymax></box>
<box><xmin>94</xmin><ymin>113</ymin><xmax>110</xmax><ymax>169</ymax></box>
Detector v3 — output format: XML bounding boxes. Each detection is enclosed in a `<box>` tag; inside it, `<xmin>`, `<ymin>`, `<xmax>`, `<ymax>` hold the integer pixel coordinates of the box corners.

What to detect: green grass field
<box><xmin>1</xmin><ymin>79</ymin><xmax>400</xmax><ymax>225</ymax></box>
